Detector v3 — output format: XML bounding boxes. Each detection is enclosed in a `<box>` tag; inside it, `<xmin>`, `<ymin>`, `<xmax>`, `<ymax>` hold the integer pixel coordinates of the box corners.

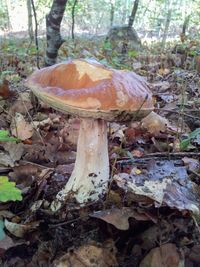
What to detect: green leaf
<box><xmin>0</xmin><ymin>220</ymin><xmax>5</xmax><ymax>241</ymax></box>
<box><xmin>180</xmin><ymin>139</ymin><xmax>190</xmax><ymax>150</ymax></box>
<box><xmin>103</xmin><ymin>41</ymin><xmax>112</xmax><ymax>50</ymax></box>
<box><xmin>0</xmin><ymin>130</ymin><xmax>19</xmax><ymax>142</ymax></box>
<box><xmin>189</xmin><ymin>128</ymin><xmax>200</xmax><ymax>139</ymax></box>
<box><xmin>180</xmin><ymin>128</ymin><xmax>200</xmax><ymax>150</ymax></box>
<box><xmin>0</xmin><ymin>176</ymin><xmax>22</xmax><ymax>202</ymax></box>
<box><xmin>128</xmin><ymin>50</ymin><xmax>138</xmax><ymax>58</ymax></box>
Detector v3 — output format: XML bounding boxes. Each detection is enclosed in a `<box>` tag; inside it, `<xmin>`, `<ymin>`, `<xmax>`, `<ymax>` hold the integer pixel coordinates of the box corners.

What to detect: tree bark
<box><xmin>71</xmin><ymin>0</ymin><xmax>78</xmax><ymax>40</ymax></box>
<box><xmin>110</xmin><ymin>1</ymin><xmax>114</xmax><ymax>27</ymax></box>
<box><xmin>128</xmin><ymin>0</ymin><xmax>139</xmax><ymax>28</ymax></box>
<box><xmin>121</xmin><ymin>0</ymin><xmax>140</xmax><ymax>54</ymax></box>
<box><xmin>31</xmin><ymin>0</ymin><xmax>40</xmax><ymax>68</ymax></box>
<box><xmin>45</xmin><ymin>0</ymin><xmax>68</xmax><ymax>66</ymax></box>
<box><xmin>161</xmin><ymin>0</ymin><xmax>172</xmax><ymax>50</ymax></box>
<box><xmin>27</xmin><ymin>0</ymin><xmax>34</xmax><ymax>41</ymax></box>
<box><xmin>180</xmin><ymin>14</ymin><xmax>191</xmax><ymax>42</ymax></box>
<box><xmin>5</xmin><ymin>0</ymin><xmax>11</xmax><ymax>30</ymax></box>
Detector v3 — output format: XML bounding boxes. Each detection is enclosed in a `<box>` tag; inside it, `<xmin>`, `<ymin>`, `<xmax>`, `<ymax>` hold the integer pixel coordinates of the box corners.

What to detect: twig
<box><xmin>30</xmin><ymin>0</ymin><xmax>40</xmax><ymax>69</ymax></box>
<box><xmin>71</xmin><ymin>0</ymin><xmax>78</xmax><ymax>40</ymax></box>
<box><xmin>136</xmin><ymin>152</ymin><xmax>200</xmax><ymax>158</ymax></box>
<box><xmin>49</xmin><ymin>215</ymin><xmax>88</xmax><ymax>228</ymax></box>
<box><xmin>155</xmin><ymin>108</ymin><xmax>200</xmax><ymax>120</ymax></box>
<box><xmin>132</xmin><ymin>94</ymin><xmax>149</xmax><ymax>121</ymax></box>
<box><xmin>20</xmin><ymin>160</ymin><xmax>54</xmax><ymax>170</ymax></box>
<box><xmin>0</xmin><ymin>167</ymin><xmax>11</xmax><ymax>173</ymax></box>
<box><xmin>104</xmin><ymin>141</ymin><xmax>123</xmax><ymax>204</ymax></box>
<box><xmin>191</xmin><ymin>214</ymin><xmax>200</xmax><ymax>234</ymax></box>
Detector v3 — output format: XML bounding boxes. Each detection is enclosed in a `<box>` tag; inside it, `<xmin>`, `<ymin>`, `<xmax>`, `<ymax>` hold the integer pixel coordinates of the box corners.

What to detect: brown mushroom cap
<box><xmin>26</xmin><ymin>59</ymin><xmax>153</xmax><ymax>121</ymax></box>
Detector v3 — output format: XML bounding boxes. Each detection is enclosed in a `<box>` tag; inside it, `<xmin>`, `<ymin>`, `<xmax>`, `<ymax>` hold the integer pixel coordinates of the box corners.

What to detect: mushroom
<box><xmin>26</xmin><ymin>59</ymin><xmax>153</xmax><ymax>205</ymax></box>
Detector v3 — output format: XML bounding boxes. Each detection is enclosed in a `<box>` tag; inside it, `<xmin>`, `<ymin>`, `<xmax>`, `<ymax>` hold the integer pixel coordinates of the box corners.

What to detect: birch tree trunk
<box><xmin>71</xmin><ymin>0</ymin><xmax>78</xmax><ymax>40</ymax></box>
<box><xmin>45</xmin><ymin>0</ymin><xmax>68</xmax><ymax>66</ymax></box>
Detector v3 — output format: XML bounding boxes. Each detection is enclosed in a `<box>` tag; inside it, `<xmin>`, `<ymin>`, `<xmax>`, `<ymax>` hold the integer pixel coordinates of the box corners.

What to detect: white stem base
<box><xmin>56</xmin><ymin>118</ymin><xmax>109</xmax><ymax>204</ymax></box>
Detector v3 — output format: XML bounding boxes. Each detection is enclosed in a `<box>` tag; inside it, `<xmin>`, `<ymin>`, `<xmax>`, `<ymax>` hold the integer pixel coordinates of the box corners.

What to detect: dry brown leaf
<box><xmin>8</xmin><ymin>92</ymin><xmax>33</xmax><ymax>116</ymax></box>
<box><xmin>114</xmin><ymin>160</ymin><xmax>199</xmax><ymax>214</ymax></box>
<box><xmin>3</xmin><ymin>142</ymin><xmax>24</xmax><ymax>162</ymax></box>
<box><xmin>141</xmin><ymin>111</ymin><xmax>169</xmax><ymax>134</ymax></box>
<box><xmin>4</xmin><ymin>219</ymin><xmax>39</xmax><ymax>238</ymax></box>
<box><xmin>182</xmin><ymin>157</ymin><xmax>200</xmax><ymax>171</ymax></box>
<box><xmin>157</xmin><ymin>68</ymin><xmax>170</xmax><ymax>76</ymax></box>
<box><xmin>151</xmin><ymin>81</ymin><xmax>170</xmax><ymax>92</ymax></box>
<box><xmin>90</xmin><ymin>207</ymin><xmax>152</xmax><ymax>230</ymax></box>
<box><xmin>11</xmin><ymin>113</ymin><xmax>34</xmax><ymax>140</ymax></box>
<box><xmin>110</xmin><ymin>122</ymin><xmax>127</xmax><ymax>141</ymax></box>
<box><xmin>0</xmin><ymin>152</ymin><xmax>15</xmax><ymax>167</ymax></box>
<box><xmin>0</xmin><ymin>79</ymin><xmax>15</xmax><ymax>98</ymax></box>
<box><xmin>55</xmin><ymin>241</ymin><xmax>118</xmax><ymax>267</ymax></box>
<box><xmin>139</xmin><ymin>243</ymin><xmax>180</xmax><ymax>267</ymax></box>
<box><xmin>0</xmin><ymin>235</ymin><xmax>15</xmax><ymax>250</ymax></box>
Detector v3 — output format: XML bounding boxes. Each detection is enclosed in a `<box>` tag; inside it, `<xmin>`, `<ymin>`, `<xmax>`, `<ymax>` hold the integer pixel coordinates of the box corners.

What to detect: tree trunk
<box><xmin>161</xmin><ymin>0</ymin><xmax>172</xmax><ymax>50</ymax></box>
<box><xmin>122</xmin><ymin>0</ymin><xmax>140</xmax><ymax>54</ymax></box>
<box><xmin>180</xmin><ymin>14</ymin><xmax>190</xmax><ymax>42</ymax></box>
<box><xmin>71</xmin><ymin>0</ymin><xmax>78</xmax><ymax>40</ymax></box>
<box><xmin>27</xmin><ymin>0</ymin><xmax>34</xmax><ymax>41</ymax></box>
<box><xmin>110</xmin><ymin>1</ymin><xmax>114</xmax><ymax>27</ymax></box>
<box><xmin>45</xmin><ymin>0</ymin><xmax>68</xmax><ymax>66</ymax></box>
<box><xmin>128</xmin><ymin>0</ymin><xmax>139</xmax><ymax>28</ymax></box>
<box><xmin>5</xmin><ymin>0</ymin><xmax>11</xmax><ymax>30</ymax></box>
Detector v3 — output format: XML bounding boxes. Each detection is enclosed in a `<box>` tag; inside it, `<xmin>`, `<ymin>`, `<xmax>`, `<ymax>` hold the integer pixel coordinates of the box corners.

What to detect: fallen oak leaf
<box><xmin>3</xmin><ymin>142</ymin><xmax>24</xmax><ymax>162</ymax></box>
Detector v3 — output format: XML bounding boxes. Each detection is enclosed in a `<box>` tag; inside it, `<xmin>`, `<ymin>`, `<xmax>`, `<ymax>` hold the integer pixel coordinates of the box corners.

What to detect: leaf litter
<box><xmin>0</xmin><ymin>38</ymin><xmax>200</xmax><ymax>267</ymax></box>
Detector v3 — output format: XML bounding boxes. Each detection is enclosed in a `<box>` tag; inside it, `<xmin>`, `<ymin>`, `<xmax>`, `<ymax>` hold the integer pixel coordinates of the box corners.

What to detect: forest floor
<box><xmin>0</xmin><ymin>36</ymin><xmax>200</xmax><ymax>267</ymax></box>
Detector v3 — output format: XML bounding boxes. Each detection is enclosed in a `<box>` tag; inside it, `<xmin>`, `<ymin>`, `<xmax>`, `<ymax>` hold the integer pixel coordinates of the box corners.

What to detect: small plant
<box><xmin>0</xmin><ymin>176</ymin><xmax>22</xmax><ymax>240</ymax></box>
<box><xmin>0</xmin><ymin>130</ymin><xmax>19</xmax><ymax>142</ymax></box>
<box><xmin>128</xmin><ymin>50</ymin><xmax>138</xmax><ymax>58</ymax></box>
<box><xmin>0</xmin><ymin>176</ymin><xmax>22</xmax><ymax>202</ymax></box>
<box><xmin>180</xmin><ymin>128</ymin><xmax>200</xmax><ymax>150</ymax></box>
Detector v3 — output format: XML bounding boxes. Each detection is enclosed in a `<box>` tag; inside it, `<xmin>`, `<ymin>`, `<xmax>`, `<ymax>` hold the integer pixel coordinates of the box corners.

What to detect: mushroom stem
<box><xmin>56</xmin><ymin>118</ymin><xmax>109</xmax><ymax>203</ymax></box>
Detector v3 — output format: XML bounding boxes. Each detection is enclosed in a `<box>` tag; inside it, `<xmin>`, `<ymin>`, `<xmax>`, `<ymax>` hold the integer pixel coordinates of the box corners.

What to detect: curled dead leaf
<box><xmin>141</xmin><ymin>112</ymin><xmax>169</xmax><ymax>134</ymax></box>
<box><xmin>139</xmin><ymin>243</ymin><xmax>180</xmax><ymax>267</ymax></box>
<box><xmin>90</xmin><ymin>208</ymin><xmax>156</xmax><ymax>230</ymax></box>
<box><xmin>4</xmin><ymin>219</ymin><xmax>39</xmax><ymax>238</ymax></box>
<box><xmin>11</xmin><ymin>113</ymin><xmax>33</xmax><ymax>140</ymax></box>
<box><xmin>114</xmin><ymin>160</ymin><xmax>200</xmax><ymax>214</ymax></box>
